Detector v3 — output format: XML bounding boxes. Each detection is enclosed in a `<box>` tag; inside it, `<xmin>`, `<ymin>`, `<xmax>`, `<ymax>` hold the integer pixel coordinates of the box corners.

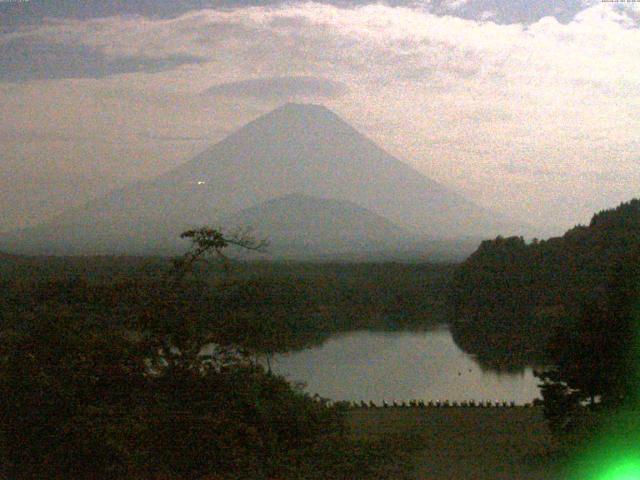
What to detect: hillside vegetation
<box><xmin>0</xmin><ymin>231</ymin><xmax>434</xmax><ymax>480</ymax></box>
<box><xmin>0</xmin><ymin>257</ymin><xmax>455</xmax><ymax>354</ymax></box>
<box><xmin>448</xmin><ymin>199</ymin><xmax>640</xmax><ymax>368</ymax></box>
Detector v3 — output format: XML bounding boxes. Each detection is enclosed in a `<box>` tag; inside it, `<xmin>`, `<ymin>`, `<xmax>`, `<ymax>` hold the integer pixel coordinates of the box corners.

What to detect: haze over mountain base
<box><xmin>1</xmin><ymin>104</ymin><xmax>528</xmax><ymax>258</ymax></box>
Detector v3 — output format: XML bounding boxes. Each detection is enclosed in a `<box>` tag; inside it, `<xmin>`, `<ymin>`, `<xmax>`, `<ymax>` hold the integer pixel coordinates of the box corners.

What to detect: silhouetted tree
<box><xmin>0</xmin><ymin>228</ymin><xmax>355</xmax><ymax>480</ymax></box>
<box><xmin>536</xmin><ymin>248</ymin><xmax>640</xmax><ymax>433</ymax></box>
<box><xmin>138</xmin><ymin>227</ymin><xmax>267</xmax><ymax>375</ymax></box>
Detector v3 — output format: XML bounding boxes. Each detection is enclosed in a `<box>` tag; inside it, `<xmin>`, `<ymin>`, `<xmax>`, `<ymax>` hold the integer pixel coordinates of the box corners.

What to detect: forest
<box><xmin>0</xmin><ymin>233</ymin><xmax>446</xmax><ymax>479</ymax></box>
<box><xmin>0</xmin><ymin>257</ymin><xmax>454</xmax><ymax>355</ymax></box>
<box><xmin>448</xmin><ymin>199</ymin><xmax>640</xmax><ymax>369</ymax></box>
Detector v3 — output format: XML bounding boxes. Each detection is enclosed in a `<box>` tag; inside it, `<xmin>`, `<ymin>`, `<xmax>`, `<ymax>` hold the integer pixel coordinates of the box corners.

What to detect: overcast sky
<box><xmin>1</xmin><ymin>0</ymin><xmax>639</xmax><ymax>235</ymax></box>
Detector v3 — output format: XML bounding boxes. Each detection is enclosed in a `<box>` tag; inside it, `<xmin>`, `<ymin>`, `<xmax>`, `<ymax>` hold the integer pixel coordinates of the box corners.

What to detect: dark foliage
<box><xmin>448</xmin><ymin>199</ymin><xmax>640</xmax><ymax>369</ymax></box>
<box><xmin>0</xmin><ymin>258</ymin><xmax>454</xmax><ymax>355</ymax></box>
<box><xmin>535</xmin><ymin>248</ymin><xmax>640</xmax><ymax>434</ymax></box>
<box><xmin>0</xmin><ymin>228</ymin><xmax>426</xmax><ymax>479</ymax></box>
<box><xmin>0</xmin><ymin>308</ymin><xmax>150</xmax><ymax>480</ymax></box>
<box><xmin>0</xmin><ymin>308</ymin><xmax>344</xmax><ymax>479</ymax></box>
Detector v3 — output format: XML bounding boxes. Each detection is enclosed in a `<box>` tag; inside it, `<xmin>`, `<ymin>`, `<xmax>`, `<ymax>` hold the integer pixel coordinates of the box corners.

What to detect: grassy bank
<box><xmin>348</xmin><ymin>407</ymin><xmax>560</xmax><ymax>479</ymax></box>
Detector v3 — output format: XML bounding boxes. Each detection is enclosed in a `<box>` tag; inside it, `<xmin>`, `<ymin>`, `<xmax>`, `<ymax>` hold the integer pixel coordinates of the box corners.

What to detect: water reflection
<box><xmin>270</xmin><ymin>327</ymin><xmax>541</xmax><ymax>405</ymax></box>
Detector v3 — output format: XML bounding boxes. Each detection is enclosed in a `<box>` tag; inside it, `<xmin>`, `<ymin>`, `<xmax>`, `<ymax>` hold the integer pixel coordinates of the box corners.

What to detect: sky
<box><xmin>1</xmin><ymin>0</ymin><xmax>639</xmax><ymax>235</ymax></box>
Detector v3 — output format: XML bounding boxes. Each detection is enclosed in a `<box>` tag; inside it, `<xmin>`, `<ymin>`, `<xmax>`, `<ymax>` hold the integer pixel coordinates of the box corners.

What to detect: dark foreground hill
<box><xmin>1</xmin><ymin>103</ymin><xmax>521</xmax><ymax>256</ymax></box>
<box><xmin>448</xmin><ymin>198</ymin><xmax>640</xmax><ymax>368</ymax></box>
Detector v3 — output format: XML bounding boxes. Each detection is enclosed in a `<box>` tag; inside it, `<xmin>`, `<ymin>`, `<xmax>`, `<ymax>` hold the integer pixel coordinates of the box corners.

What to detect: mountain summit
<box><xmin>2</xmin><ymin>104</ymin><xmax>520</xmax><ymax>255</ymax></box>
<box><xmin>164</xmin><ymin>102</ymin><xmax>513</xmax><ymax>233</ymax></box>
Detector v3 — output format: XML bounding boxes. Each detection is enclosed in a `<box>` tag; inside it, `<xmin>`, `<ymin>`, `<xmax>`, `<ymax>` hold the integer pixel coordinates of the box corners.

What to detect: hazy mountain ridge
<box><xmin>164</xmin><ymin>103</ymin><xmax>516</xmax><ymax>235</ymax></box>
<box><xmin>1</xmin><ymin>103</ymin><xmax>523</xmax><ymax>257</ymax></box>
<box><xmin>221</xmin><ymin>193</ymin><xmax>418</xmax><ymax>256</ymax></box>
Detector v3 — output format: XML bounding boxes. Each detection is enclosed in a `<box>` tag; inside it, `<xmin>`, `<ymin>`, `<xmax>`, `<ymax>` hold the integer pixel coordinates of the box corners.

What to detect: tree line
<box><xmin>447</xmin><ymin>199</ymin><xmax>640</xmax><ymax>370</ymax></box>
<box><xmin>0</xmin><ymin>228</ymin><xmax>424</xmax><ymax>480</ymax></box>
<box><xmin>448</xmin><ymin>199</ymin><xmax>640</xmax><ymax>449</ymax></box>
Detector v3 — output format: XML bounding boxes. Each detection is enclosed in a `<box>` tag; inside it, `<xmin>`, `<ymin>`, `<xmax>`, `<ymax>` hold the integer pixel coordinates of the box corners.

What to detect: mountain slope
<box><xmin>1</xmin><ymin>103</ymin><xmax>520</xmax><ymax>255</ymax></box>
<box><xmin>164</xmin><ymin>103</ymin><xmax>515</xmax><ymax>236</ymax></box>
<box><xmin>221</xmin><ymin>193</ymin><xmax>417</xmax><ymax>257</ymax></box>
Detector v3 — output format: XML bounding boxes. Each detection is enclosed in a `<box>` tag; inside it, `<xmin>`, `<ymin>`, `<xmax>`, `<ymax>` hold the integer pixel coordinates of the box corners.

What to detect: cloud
<box><xmin>203</xmin><ymin>76</ymin><xmax>348</xmax><ymax>99</ymax></box>
<box><xmin>1</xmin><ymin>1</ymin><xmax>640</xmax><ymax>233</ymax></box>
<box><xmin>0</xmin><ymin>0</ymin><xmax>611</xmax><ymax>28</ymax></box>
<box><xmin>137</xmin><ymin>132</ymin><xmax>214</xmax><ymax>142</ymax></box>
<box><xmin>442</xmin><ymin>0</ymin><xmax>471</xmax><ymax>11</ymax></box>
<box><xmin>480</xmin><ymin>10</ymin><xmax>497</xmax><ymax>20</ymax></box>
<box><xmin>0</xmin><ymin>128</ymin><xmax>97</xmax><ymax>143</ymax></box>
<box><xmin>0</xmin><ymin>37</ymin><xmax>205</xmax><ymax>82</ymax></box>
<box><xmin>502</xmin><ymin>162</ymin><xmax>563</xmax><ymax>178</ymax></box>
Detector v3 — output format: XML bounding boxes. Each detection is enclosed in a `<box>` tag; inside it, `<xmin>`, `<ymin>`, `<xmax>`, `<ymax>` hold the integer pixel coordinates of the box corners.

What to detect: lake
<box><xmin>269</xmin><ymin>328</ymin><xmax>541</xmax><ymax>405</ymax></box>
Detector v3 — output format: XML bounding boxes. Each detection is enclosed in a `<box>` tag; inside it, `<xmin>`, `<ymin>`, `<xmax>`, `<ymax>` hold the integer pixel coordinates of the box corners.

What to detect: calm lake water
<box><xmin>270</xmin><ymin>328</ymin><xmax>541</xmax><ymax>405</ymax></box>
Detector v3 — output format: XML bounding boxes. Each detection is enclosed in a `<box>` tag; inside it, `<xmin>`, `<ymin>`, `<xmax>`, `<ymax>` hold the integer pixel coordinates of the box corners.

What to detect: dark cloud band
<box><xmin>0</xmin><ymin>0</ymin><xmax>600</xmax><ymax>31</ymax></box>
<box><xmin>203</xmin><ymin>76</ymin><xmax>348</xmax><ymax>99</ymax></box>
<box><xmin>0</xmin><ymin>38</ymin><xmax>206</xmax><ymax>82</ymax></box>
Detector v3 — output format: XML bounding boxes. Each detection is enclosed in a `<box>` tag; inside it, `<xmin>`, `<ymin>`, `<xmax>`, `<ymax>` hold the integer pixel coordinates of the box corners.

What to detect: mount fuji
<box><xmin>1</xmin><ymin>103</ymin><xmax>522</xmax><ymax>257</ymax></box>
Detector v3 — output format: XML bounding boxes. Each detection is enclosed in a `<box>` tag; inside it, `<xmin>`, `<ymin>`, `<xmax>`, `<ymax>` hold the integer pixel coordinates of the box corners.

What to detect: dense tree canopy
<box><xmin>0</xmin><ymin>228</ymin><xmax>423</xmax><ymax>480</ymax></box>
<box><xmin>448</xmin><ymin>199</ymin><xmax>640</xmax><ymax>369</ymax></box>
<box><xmin>536</xmin><ymin>248</ymin><xmax>640</xmax><ymax>433</ymax></box>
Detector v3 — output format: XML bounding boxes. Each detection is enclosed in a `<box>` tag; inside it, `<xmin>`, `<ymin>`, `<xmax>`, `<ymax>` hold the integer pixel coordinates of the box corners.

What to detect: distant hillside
<box><xmin>0</xmin><ymin>251</ymin><xmax>18</xmax><ymax>260</ymax></box>
<box><xmin>447</xmin><ymin>198</ymin><xmax>640</xmax><ymax>369</ymax></box>
<box><xmin>0</xmin><ymin>251</ymin><xmax>23</xmax><ymax>267</ymax></box>
<box><xmin>1</xmin><ymin>103</ymin><xmax>522</xmax><ymax>256</ymax></box>
<box><xmin>221</xmin><ymin>193</ymin><xmax>419</xmax><ymax>257</ymax></box>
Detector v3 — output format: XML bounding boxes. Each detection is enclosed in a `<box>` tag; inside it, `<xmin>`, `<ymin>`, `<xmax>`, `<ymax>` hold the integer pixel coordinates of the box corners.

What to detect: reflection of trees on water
<box><xmin>272</xmin><ymin>323</ymin><xmax>538</xmax><ymax>375</ymax></box>
<box><xmin>448</xmin><ymin>321</ymin><xmax>543</xmax><ymax>373</ymax></box>
<box><xmin>255</xmin><ymin>323</ymin><xmax>448</xmax><ymax>356</ymax></box>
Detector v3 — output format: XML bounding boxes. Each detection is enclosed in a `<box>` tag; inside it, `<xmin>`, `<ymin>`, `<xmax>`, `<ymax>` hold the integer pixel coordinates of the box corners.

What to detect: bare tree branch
<box><xmin>169</xmin><ymin>226</ymin><xmax>268</xmax><ymax>283</ymax></box>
